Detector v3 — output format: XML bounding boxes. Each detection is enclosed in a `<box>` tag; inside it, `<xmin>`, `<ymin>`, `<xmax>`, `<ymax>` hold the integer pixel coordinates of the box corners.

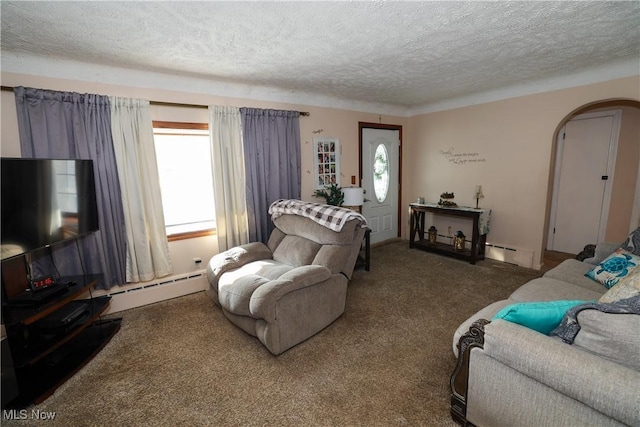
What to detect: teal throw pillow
<box><xmin>492</xmin><ymin>300</ymin><xmax>589</xmax><ymax>335</ymax></box>
<box><xmin>585</xmin><ymin>248</ymin><xmax>640</xmax><ymax>289</ymax></box>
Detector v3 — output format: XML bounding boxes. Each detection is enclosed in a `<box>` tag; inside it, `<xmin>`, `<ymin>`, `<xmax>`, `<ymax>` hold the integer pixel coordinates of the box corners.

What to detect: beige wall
<box><xmin>0</xmin><ymin>72</ymin><xmax>407</xmax><ymax>198</ymax></box>
<box><xmin>405</xmin><ymin>76</ymin><xmax>639</xmax><ymax>268</ymax></box>
<box><xmin>1</xmin><ymin>72</ymin><xmax>638</xmax><ymax>274</ymax></box>
<box><xmin>0</xmin><ymin>72</ymin><xmax>406</xmax><ymax>281</ymax></box>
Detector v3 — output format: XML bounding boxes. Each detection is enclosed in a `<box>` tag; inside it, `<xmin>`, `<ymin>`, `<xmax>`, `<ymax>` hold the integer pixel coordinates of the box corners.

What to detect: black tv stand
<box><xmin>1</xmin><ymin>263</ymin><xmax>121</xmax><ymax>409</ymax></box>
<box><xmin>7</xmin><ymin>282</ymin><xmax>69</xmax><ymax>306</ymax></box>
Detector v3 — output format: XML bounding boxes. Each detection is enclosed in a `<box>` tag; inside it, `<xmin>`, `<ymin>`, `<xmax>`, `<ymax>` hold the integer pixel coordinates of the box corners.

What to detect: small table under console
<box><xmin>355</xmin><ymin>227</ymin><xmax>371</xmax><ymax>271</ymax></box>
<box><xmin>1</xmin><ymin>265</ymin><xmax>121</xmax><ymax>409</ymax></box>
<box><xmin>409</xmin><ymin>203</ymin><xmax>491</xmax><ymax>265</ymax></box>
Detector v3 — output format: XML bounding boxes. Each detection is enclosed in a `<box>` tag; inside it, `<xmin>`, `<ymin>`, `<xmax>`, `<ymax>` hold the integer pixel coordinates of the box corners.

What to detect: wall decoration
<box><xmin>314</xmin><ymin>137</ymin><xmax>340</xmax><ymax>189</ymax></box>
<box><xmin>438</xmin><ymin>146</ymin><xmax>487</xmax><ymax>165</ymax></box>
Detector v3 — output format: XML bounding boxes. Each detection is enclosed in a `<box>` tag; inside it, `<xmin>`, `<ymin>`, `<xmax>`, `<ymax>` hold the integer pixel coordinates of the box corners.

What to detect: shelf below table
<box><xmin>8</xmin><ymin>318</ymin><xmax>121</xmax><ymax>407</ymax></box>
<box><xmin>412</xmin><ymin>239</ymin><xmax>484</xmax><ymax>263</ymax></box>
<box><xmin>409</xmin><ymin>204</ymin><xmax>489</xmax><ymax>265</ymax></box>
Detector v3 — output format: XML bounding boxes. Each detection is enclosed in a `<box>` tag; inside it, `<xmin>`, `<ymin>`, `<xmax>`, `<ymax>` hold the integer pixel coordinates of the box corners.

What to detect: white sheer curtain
<box><xmin>209</xmin><ymin>105</ymin><xmax>249</xmax><ymax>251</ymax></box>
<box><xmin>110</xmin><ymin>97</ymin><xmax>172</xmax><ymax>282</ymax></box>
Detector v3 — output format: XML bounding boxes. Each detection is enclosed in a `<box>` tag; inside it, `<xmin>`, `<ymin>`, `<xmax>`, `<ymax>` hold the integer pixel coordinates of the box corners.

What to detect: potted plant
<box><xmin>313</xmin><ymin>183</ymin><xmax>344</xmax><ymax>206</ymax></box>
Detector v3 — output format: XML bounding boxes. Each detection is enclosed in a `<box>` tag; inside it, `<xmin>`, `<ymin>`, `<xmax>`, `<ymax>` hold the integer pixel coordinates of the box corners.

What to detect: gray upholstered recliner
<box><xmin>206</xmin><ymin>201</ymin><xmax>366</xmax><ymax>355</ymax></box>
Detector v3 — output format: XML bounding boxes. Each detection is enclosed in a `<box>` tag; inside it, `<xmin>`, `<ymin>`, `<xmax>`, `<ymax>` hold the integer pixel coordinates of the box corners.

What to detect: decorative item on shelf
<box><xmin>474</xmin><ymin>185</ymin><xmax>485</xmax><ymax>209</ymax></box>
<box><xmin>438</xmin><ymin>191</ymin><xmax>457</xmax><ymax>207</ymax></box>
<box><xmin>428</xmin><ymin>226</ymin><xmax>438</xmax><ymax>246</ymax></box>
<box><xmin>417</xmin><ymin>197</ymin><xmax>425</xmax><ymax>204</ymax></box>
<box><xmin>342</xmin><ymin>187</ymin><xmax>365</xmax><ymax>212</ymax></box>
<box><xmin>454</xmin><ymin>230</ymin><xmax>466</xmax><ymax>251</ymax></box>
<box><xmin>313</xmin><ymin>183</ymin><xmax>344</xmax><ymax>206</ymax></box>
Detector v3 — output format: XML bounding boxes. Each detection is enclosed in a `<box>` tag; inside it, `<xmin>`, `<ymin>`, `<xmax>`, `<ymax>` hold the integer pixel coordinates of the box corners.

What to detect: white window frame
<box><xmin>152</xmin><ymin>121</ymin><xmax>215</xmax><ymax>241</ymax></box>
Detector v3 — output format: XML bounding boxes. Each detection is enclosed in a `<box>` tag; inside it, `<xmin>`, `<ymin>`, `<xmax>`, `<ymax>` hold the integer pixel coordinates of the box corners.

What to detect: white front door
<box><xmin>361</xmin><ymin>126</ymin><xmax>400</xmax><ymax>244</ymax></box>
<box><xmin>548</xmin><ymin>110</ymin><xmax>621</xmax><ymax>254</ymax></box>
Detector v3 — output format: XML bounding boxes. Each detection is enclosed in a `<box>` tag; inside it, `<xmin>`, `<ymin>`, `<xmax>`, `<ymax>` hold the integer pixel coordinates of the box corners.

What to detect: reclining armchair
<box><xmin>206</xmin><ymin>199</ymin><xmax>367</xmax><ymax>355</ymax></box>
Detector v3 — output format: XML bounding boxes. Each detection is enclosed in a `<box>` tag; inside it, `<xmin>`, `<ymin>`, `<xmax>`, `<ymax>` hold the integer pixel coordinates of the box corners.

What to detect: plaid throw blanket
<box><xmin>269</xmin><ymin>199</ymin><xmax>367</xmax><ymax>232</ymax></box>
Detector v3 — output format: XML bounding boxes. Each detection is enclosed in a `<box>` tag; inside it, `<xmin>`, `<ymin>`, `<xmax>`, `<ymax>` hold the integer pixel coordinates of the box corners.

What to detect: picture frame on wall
<box><xmin>313</xmin><ymin>137</ymin><xmax>340</xmax><ymax>189</ymax></box>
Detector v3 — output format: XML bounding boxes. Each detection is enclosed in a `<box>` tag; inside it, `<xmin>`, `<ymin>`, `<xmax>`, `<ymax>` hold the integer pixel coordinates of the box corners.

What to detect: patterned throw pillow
<box><xmin>621</xmin><ymin>226</ymin><xmax>640</xmax><ymax>256</ymax></box>
<box><xmin>599</xmin><ymin>269</ymin><xmax>640</xmax><ymax>303</ymax></box>
<box><xmin>585</xmin><ymin>248</ymin><xmax>640</xmax><ymax>289</ymax></box>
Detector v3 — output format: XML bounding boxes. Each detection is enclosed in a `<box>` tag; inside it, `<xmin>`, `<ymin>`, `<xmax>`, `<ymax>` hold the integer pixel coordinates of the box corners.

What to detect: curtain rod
<box><xmin>0</xmin><ymin>85</ymin><xmax>310</xmax><ymax>116</ymax></box>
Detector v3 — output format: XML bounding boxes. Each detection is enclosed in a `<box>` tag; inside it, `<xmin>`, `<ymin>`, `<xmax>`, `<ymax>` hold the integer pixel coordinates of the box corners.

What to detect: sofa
<box><xmin>450</xmin><ymin>231</ymin><xmax>640</xmax><ymax>427</ymax></box>
<box><xmin>206</xmin><ymin>200</ymin><xmax>366</xmax><ymax>355</ymax></box>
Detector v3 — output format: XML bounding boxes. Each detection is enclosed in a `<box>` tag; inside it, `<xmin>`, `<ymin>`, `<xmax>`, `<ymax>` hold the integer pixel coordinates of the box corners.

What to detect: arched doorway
<box><xmin>544</xmin><ymin>99</ymin><xmax>640</xmax><ymax>259</ymax></box>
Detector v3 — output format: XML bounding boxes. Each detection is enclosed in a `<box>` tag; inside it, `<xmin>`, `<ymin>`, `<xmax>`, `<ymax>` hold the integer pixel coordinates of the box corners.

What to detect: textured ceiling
<box><xmin>1</xmin><ymin>1</ymin><xmax>639</xmax><ymax>111</ymax></box>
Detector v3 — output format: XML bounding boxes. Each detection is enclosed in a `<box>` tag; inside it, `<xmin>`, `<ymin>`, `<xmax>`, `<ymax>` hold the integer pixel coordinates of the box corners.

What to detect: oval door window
<box><xmin>373</xmin><ymin>143</ymin><xmax>389</xmax><ymax>202</ymax></box>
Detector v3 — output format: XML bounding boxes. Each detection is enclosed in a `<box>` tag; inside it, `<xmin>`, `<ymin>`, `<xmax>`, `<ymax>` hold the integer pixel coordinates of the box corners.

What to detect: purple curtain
<box><xmin>239</xmin><ymin>108</ymin><xmax>301</xmax><ymax>243</ymax></box>
<box><xmin>14</xmin><ymin>87</ymin><xmax>126</xmax><ymax>289</ymax></box>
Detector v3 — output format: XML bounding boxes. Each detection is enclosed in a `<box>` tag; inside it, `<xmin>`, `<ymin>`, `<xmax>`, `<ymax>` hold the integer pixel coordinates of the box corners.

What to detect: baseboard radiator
<box><xmin>91</xmin><ymin>270</ymin><xmax>209</xmax><ymax>315</ymax></box>
<box><xmin>87</xmin><ymin>242</ymin><xmax>534</xmax><ymax>314</ymax></box>
<box><xmin>484</xmin><ymin>243</ymin><xmax>534</xmax><ymax>269</ymax></box>
<box><xmin>433</xmin><ymin>233</ymin><xmax>535</xmax><ymax>269</ymax></box>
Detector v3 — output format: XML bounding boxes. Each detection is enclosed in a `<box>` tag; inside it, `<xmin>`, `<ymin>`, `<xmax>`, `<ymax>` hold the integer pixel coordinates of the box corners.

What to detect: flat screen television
<box><xmin>1</xmin><ymin>158</ymin><xmax>100</xmax><ymax>261</ymax></box>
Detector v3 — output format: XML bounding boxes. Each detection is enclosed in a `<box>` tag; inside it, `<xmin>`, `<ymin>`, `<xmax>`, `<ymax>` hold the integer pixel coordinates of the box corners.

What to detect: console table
<box><xmin>409</xmin><ymin>203</ymin><xmax>491</xmax><ymax>264</ymax></box>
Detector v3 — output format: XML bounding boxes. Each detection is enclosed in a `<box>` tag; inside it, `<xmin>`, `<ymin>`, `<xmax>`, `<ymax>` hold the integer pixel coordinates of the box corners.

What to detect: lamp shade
<box><xmin>343</xmin><ymin>187</ymin><xmax>364</xmax><ymax>206</ymax></box>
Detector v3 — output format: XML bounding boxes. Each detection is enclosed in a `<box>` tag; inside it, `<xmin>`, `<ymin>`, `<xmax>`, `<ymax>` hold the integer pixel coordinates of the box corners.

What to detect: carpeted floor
<box><xmin>3</xmin><ymin>241</ymin><xmax>541</xmax><ymax>426</ymax></box>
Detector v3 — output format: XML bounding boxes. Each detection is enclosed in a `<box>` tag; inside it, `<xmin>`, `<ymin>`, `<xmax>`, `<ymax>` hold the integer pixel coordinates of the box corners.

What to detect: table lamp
<box><xmin>343</xmin><ymin>187</ymin><xmax>365</xmax><ymax>213</ymax></box>
<box><xmin>474</xmin><ymin>185</ymin><xmax>484</xmax><ymax>209</ymax></box>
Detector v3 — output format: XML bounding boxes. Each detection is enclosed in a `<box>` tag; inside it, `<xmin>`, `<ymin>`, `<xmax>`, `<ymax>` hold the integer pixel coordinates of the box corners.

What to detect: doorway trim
<box><xmin>358</xmin><ymin>122</ymin><xmax>403</xmax><ymax>239</ymax></box>
<box><xmin>547</xmin><ymin>109</ymin><xmax>622</xmax><ymax>251</ymax></box>
<box><xmin>632</xmin><ymin>160</ymin><xmax>640</xmax><ymax>231</ymax></box>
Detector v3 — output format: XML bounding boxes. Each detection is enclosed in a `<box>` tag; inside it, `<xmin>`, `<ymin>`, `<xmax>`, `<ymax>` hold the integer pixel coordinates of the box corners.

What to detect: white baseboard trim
<box><xmin>90</xmin><ymin>270</ymin><xmax>208</xmax><ymax>315</ymax></box>
<box><xmin>484</xmin><ymin>243</ymin><xmax>535</xmax><ymax>269</ymax></box>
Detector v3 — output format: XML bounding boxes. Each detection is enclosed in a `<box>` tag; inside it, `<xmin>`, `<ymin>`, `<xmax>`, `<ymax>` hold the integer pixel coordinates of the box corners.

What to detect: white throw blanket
<box><xmin>269</xmin><ymin>199</ymin><xmax>367</xmax><ymax>232</ymax></box>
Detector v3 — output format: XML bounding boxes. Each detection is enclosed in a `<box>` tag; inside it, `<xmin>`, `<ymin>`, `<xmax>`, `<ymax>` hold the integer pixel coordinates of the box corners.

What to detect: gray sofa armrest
<box><xmin>583</xmin><ymin>241</ymin><xmax>619</xmax><ymax>265</ymax></box>
<box><xmin>206</xmin><ymin>242</ymin><xmax>273</xmax><ymax>291</ymax></box>
<box><xmin>249</xmin><ymin>265</ymin><xmax>332</xmax><ymax>322</ymax></box>
<box><xmin>482</xmin><ymin>320</ymin><xmax>640</xmax><ymax>426</ymax></box>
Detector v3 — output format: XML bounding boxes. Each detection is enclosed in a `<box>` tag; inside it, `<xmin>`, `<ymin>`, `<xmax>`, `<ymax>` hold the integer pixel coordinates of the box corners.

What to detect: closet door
<box><xmin>549</xmin><ymin>110</ymin><xmax>620</xmax><ymax>254</ymax></box>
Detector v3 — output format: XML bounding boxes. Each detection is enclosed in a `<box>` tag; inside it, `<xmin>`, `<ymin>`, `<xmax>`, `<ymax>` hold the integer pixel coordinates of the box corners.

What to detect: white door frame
<box><xmin>631</xmin><ymin>155</ymin><xmax>640</xmax><ymax>231</ymax></box>
<box><xmin>359</xmin><ymin>122</ymin><xmax>402</xmax><ymax>241</ymax></box>
<box><xmin>547</xmin><ymin>109</ymin><xmax>622</xmax><ymax>250</ymax></box>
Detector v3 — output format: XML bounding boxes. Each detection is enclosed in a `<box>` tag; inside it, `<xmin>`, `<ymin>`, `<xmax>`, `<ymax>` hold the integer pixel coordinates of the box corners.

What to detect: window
<box><xmin>373</xmin><ymin>143</ymin><xmax>389</xmax><ymax>202</ymax></box>
<box><xmin>153</xmin><ymin>121</ymin><xmax>215</xmax><ymax>240</ymax></box>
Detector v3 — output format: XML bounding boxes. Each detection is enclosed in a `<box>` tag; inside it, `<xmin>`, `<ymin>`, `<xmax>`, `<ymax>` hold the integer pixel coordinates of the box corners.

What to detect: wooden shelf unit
<box><xmin>409</xmin><ymin>203</ymin><xmax>489</xmax><ymax>265</ymax></box>
<box><xmin>1</xmin><ymin>263</ymin><xmax>121</xmax><ymax>408</ymax></box>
